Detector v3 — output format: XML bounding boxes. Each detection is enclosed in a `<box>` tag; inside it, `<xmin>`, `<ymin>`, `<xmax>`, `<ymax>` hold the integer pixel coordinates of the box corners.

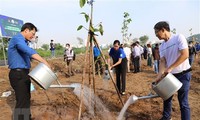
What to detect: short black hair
<box><xmin>154</xmin><ymin>21</ymin><xmax>170</xmax><ymax>32</ymax></box>
<box><xmin>135</xmin><ymin>41</ymin><xmax>140</xmax><ymax>44</ymax></box>
<box><xmin>113</xmin><ymin>40</ymin><xmax>120</xmax><ymax>45</ymax></box>
<box><xmin>188</xmin><ymin>41</ymin><xmax>193</xmax><ymax>44</ymax></box>
<box><xmin>66</xmin><ymin>43</ymin><xmax>70</xmax><ymax>46</ymax></box>
<box><xmin>21</xmin><ymin>23</ymin><xmax>38</xmax><ymax>32</ymax></box>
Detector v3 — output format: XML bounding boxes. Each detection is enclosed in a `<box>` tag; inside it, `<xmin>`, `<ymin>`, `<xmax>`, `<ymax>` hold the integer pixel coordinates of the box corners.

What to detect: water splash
<box><xmin>70</xmin><ymin>83</ymin><xmax>114</xmax><ymax>120</ymax></box>
<box><xmin>117</xmin><ymin>95</ymin><xmax>138</xmax><ymax>120</ymax></box>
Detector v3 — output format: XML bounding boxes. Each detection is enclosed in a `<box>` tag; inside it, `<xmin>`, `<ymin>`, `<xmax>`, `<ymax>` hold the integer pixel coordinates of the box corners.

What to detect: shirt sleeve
<box><xmin>159</xmin><ymin>43</ymin><xmax>164</xmax><ymax>58</ymax></box>
<box><xmin>178</xmin><ymin>34</ymin><xmax>188</xmax><ymax>50</ymax></box>
<box><xmin>109</xmin><ymin>48</ymin><xmax>113</xmax><ymax>56</ymax></box>
<box><xmin>15</xmin><ymin>38</ymin><xmax>37</xmax><ymax>57</ymax></box>
<box><xmin>119</xmin><ymin>49</ymin><xmax>125</xmax><ymax>58</ymax></box>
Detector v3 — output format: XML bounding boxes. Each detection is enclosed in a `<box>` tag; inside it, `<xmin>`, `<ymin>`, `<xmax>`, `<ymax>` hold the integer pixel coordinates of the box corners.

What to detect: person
<box><xmin>152</xmin><ymin>43</ymin><xmax>160</xmax><ymax>74</ymax></box>
<box><xmin>143</xmin><ymin>45</ymin><xmax>148</xmax><ymax>59</ymax></box>
<box><xmin>195</xmin><ymin>42</ymin><xmax>200</xmax><ymax>51</ymax></box>
<box><xmin>131</xmin><ymin>42</ymin><xmax>140</xmax><ymax>73</ymax></box>
<box><xmin>147</xmin><ymin>43</ymin><xmax>152</xmax><ymax>67</ymax></box>
<box><xmin>188</xmin><ymin>41</ymin><xmax>197</xmax><ymax>65</ymax></box>
<box><xmin>109</xmin><ymin>40</ymin><xmax>127</xmax><ymax>95</ymax></box>
<box><xmin>7</xmin><ymin>23</ymin><xmax>50</xmax><ymax>120</ymax></box>
<box><xmin>154</xmin><ymin>21</ymin><xmax>191</xmax><ymax>120</ymax></box>
<box><xmin>64</xmin><ymin>43</ymin><xmax>75</xmax><ymax>77</ymax></box>
<box><xmin>123</xmin><ymin>43</ymin><xmax>131</xmax><ymax>72</ymax></box>
<box><xmin>50</xmin><ymin>39</ymin><xmax>55</xmax><ymax>57</ymax></box>
<box><xmin>136</xmin><ymin>41</ymin><xmax>144</xmax><ymax>71</ymax></box>
<box><xmin>93</xmin><ymin>45</ymin><xmax>103</xmax><ymax>75</ymax></box>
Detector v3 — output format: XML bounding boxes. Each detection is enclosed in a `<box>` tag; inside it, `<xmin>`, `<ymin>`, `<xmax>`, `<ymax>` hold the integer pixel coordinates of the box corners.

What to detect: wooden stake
<box><xmin>78</xmin><ymin>33</ymin><xmax>91</xmax><ymax>120</ymax></box>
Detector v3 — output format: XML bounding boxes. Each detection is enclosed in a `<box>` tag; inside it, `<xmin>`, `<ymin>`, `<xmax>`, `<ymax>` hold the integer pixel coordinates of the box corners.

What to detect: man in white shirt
<box><xmin>136</xmin><ymin>41</ymin><xmax>144</xmax><ymax>71</ymax></box>
<box><xmin>123</xmin><ymin>43</ymin><xmax>131</xmax><ymax>72</ymax></box>
<box><xmin>132</xmin><ymin>43</ymin><xmax>140</xmax><ymax>73</ymax></box>
<box><xmin>154</xmin><ymin>21</ymin><xmax>191</xmax><ymax>120</ymax></box>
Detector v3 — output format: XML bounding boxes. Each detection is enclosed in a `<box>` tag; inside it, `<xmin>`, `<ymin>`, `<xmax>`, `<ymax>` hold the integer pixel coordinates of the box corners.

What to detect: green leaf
<box><xmin>85</xmin><ymin>14</ymin><xmax>89</xmax><ymax>23</ymax></box>
<box><xmin>127</xmin><ymin>18</ymin><xmax>132</xmax><ymax>23</ymax></box>
<box><xmin>80</xmin><ymin>0</ymin><xmax>86</xmax><ymax>8</ymax></box>
<box><xmin>77</xmin><ymin>25</ymin><xmax>83</xmax><ymax>31</ymax></box>
<box><xmin>94</xmin><ymin>28</ymin><xmax>99</xmax><ymax>32</ymax></box>
<box><xmin>99</xmin><ymin>24</ymin><xmax>104</xmax><ymax>36</ymax></box>
<box><xmin>80</xmin><ymin>12</ymin><xmax>89</xmax><ymax>23</ymax></box>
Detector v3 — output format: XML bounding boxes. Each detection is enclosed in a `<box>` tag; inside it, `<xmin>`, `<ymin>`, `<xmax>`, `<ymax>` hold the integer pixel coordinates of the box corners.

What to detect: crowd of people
<box><xmin>6</xmin><ymin>21</ymin><xmax>200</xmax><ymax>120</ymax></box>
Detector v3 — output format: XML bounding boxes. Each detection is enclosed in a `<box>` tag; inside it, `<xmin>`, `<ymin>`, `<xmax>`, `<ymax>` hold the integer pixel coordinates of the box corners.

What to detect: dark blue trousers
<box><xmin>162</xmin><ymin>72</ymin><xmax>191</xmax><ymax>120</ymax></box>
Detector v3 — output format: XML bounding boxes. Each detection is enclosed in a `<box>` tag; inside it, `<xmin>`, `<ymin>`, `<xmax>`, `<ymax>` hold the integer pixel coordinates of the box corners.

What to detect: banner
<box><xmin>0</xmin><ymin>14</ymin><xmax>23</xmax><ymax>38</ymax></box>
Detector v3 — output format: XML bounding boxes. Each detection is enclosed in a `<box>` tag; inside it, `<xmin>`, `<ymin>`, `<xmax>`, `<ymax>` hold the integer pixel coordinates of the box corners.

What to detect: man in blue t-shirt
<box><xmin>109</xmin><ymin>40</ymin><xmax>127</xmax><ymax>95</ymax></box>
<box><xmin>8</xmin><ymin>23</ymin><xmax>50</xmax><ymax>120</ymax></box>
<box><xmin>93</xmin><ymin>45</ymin><xmax>103</xmax><ymax>75</ymax></box>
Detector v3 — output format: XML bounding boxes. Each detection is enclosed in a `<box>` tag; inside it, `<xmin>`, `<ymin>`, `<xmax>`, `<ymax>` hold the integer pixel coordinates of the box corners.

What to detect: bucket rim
<box><xmin>39</xmin><ymin>63</ymin><xmax>58</xmax><ymax>80</ymax></box>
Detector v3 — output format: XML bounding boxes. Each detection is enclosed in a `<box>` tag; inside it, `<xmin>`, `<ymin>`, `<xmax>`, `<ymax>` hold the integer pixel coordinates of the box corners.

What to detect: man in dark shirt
<box><xmin>109</xmin><ymin>40</ymin><xmax>127</xmax><ymax>95</ymax></box>
<box><xmin>50</xmin><ymin>39</ymin><xmax>55</xmax><ymax>57</ymax></box>
<box><xmin>8</xmin><ymin>23</ymin><xmax>50</xmax><ymax>120</ymax></box>
<box><xmin>93</xmin><ymin>45</ymin><xmax>103</xmax><ymax>75</ymax></box>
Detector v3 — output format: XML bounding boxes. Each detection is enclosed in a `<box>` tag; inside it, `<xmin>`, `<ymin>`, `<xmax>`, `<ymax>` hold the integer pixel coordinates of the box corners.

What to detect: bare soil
<box><xmin>0</xmin><ymin>54</ymin><xmax>200</xmax><ymax>120</ymax></box>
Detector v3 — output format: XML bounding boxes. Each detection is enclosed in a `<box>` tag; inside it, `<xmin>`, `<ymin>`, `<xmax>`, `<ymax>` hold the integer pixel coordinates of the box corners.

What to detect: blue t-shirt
<box><xmin>8</xmin><ymin>33</ymin><xmax>37</xmax><ymax>69</ymax></box>
<box><xmin>109</xmin><ymin>47</ymin><xmax>126</xmax><ymax>63</ymax></box>
<box><xmin>93</xmin><ymin>46</ymin><xmax>100</xmax><ymax>57</ymax></box>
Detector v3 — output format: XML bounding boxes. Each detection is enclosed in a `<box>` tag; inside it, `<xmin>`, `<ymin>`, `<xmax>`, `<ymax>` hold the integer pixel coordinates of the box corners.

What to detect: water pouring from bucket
<box><xmin>117</xmin><ymin>73</ymin><xmax>183</xmax><ymax>120</ymax></box>
<box><xmin>117</xmin><ymin>94</ymin><xmax>159</xmax><ymax>120</ymax></box>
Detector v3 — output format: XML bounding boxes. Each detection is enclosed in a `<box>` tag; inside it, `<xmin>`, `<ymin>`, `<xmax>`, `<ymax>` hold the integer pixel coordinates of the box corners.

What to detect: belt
<box><xmin>11</xmin><ymin>68</ymin><xmax>29</xmax><ymax>72</ymax></box>
<box><xmin>173</xmin><ymin>68</ymin><xmax>192</xmax><ymax>76</ymax></box>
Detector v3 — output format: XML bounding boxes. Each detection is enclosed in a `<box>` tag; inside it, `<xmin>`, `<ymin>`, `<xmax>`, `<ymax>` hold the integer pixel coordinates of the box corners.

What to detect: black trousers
<box><xmin>133</xmin><ymin>56</ymin><xmax>140</xmax><ymax>72</ymax></box>
<box><xmin>9</xmin><ymin>69</ymin><xmax>31</xmax><ymax>120</ymax></box>
<box><xmin>94</xmin><ymin>56</ymin><xmax>103</xmax><ymax>74</ymax></box>
<box><xmin>115</xmin><ymin>58</ymin><xmax>127</xmax><ymax>93</ymax></box>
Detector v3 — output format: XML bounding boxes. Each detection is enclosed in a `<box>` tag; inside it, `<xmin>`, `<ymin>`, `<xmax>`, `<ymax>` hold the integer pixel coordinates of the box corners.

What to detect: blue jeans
<box><xmin>189</xmin><ymin>54</ymin><xmax>194</xmax><ymax>65</ymax></box>
<box><xmin>154</xmin><ymin>60</ymin><xmax>159</xmax><ymax>74</ymax></box>
<box><xmin>51</xmin><ymin>50</ymin><xmax>55</xmax><ymax>57</ymax></box>
<box><xmin>162</xmin><ymin>72</ymin><xmax>191</xmax><ymax>120</ymax></box>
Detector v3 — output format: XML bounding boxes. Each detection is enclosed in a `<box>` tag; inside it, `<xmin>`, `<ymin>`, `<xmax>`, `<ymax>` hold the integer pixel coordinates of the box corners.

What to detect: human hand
<box><xmin>153</xmin><ymin>72</ymin><xmax>168</xmax><ymax>84</ymax></box>
<box><xmin>165</xmin><ymin>67</ymin><xmax>172</xmax><ymax>73</ymax></box>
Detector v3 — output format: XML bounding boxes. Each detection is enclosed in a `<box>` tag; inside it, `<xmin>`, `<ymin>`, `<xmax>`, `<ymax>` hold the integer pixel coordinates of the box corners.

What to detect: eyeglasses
<box><xmin>155</xmin><ymin>29</ymin><xmax>161</xmax><ymax>36</ymax></box>
<box><xmin>29</xmin><ymin>30</ymin><xmax>36</xmax><ymax>36</ymax></box>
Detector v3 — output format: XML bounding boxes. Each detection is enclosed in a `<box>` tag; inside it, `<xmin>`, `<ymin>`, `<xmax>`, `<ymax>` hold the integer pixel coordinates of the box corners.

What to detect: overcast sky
<box><xmin>0</xmin><ymin>0</ymin><xmax>199</xmax><ymax>46</ymax></box>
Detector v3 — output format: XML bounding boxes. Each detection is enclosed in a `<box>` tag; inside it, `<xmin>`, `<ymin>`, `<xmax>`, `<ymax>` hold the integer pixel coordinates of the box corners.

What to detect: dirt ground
<box><xmin>0</xmin><ymin>54</ymin><xmax>200</xmax><ymax>120</ymax></box>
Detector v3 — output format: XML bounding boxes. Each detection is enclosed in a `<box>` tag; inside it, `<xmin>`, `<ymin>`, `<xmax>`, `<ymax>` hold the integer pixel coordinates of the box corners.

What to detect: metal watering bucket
<box><xmin>103</xmin><ymin>70</ymin><xmax>113</xmax><ymax>80</ymax></box>
<box><xmin>29</xmin><ymin>63</ymin><xmax>58</xmax><ymax>90</ymax></box>
<box><xmin>152</xmin><ymin>73</ymin><xmax>182</xmax><ymax>101</ymax></box>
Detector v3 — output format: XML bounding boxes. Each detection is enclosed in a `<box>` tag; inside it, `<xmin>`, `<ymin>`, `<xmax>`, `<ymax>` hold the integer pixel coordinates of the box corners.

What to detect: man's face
<box><xmin>66</xmin><ymin>45</ymin><xmax>70</xmax><ymax>49</ymax></box>
<box><xmin>25</xmin><ymin>28</ymin><xmax>36</xmax><ymax>40</ymax></box>
<box><xmin>155</xmin><ymin>29</ymin><xmax>165</xmax><ymax>40</ymax></box>
<box><xmin>113</xmin><ymin>43</ymin><xmax>120</xmax><ymax>50</ymax></box>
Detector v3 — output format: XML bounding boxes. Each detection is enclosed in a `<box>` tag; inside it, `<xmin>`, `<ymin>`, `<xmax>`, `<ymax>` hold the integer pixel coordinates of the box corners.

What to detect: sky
<box><xmin>0</xmin><ymin>0</ymin><xmax>199</xmax><ymax>47</ymax></box>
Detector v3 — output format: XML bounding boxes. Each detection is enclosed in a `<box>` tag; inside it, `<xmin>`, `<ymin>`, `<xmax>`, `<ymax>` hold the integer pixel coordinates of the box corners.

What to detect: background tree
<box><xmin>77</xmin><ymin>37</ymin><xmax>84</xmax><ymax>46</ymax></box>
<box><xmin>121</xmin><ymin>12</ymin><xmax>132</xmax><ymax>43</ymax></box>
<box><xmin>55</xmin><ymin>43</ymin><xmax>63</xmax><ymax>50</ymax></box>
<box><xmin>189</xmin><ymin>28</ymin><xmax>192</xmax><ymax>36</ymax></box>
<box><xmin>171</xmin><ymin>28</ymin><xmax>176</xmax><ymax>34</ymax></box>
<box><xmin>41</xmin><ymin>44</ymin><xmax>49</xmax><ymax>51</ymax></box>
<box><xmin>139</xmin><ymin>35</ymin><xmax>149</xmax><ymax>45</ymax></box>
